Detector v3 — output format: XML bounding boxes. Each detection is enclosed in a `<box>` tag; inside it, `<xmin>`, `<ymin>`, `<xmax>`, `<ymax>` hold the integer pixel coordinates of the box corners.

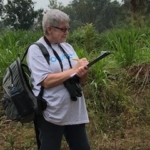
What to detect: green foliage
<box><xmin>1</xmin><ymin>26</ymin><xmax>150</xmax><ymax>149</ymax></box>
<box><xmin>68</xmin><ymin>23</ymin><xmax>100</xmax><ymax>53</ymax></box>
<box><xmin>107</xmin><ymin>28</ymin><xmax>139</xmax><ymax>67</ymax></box>
<box><xmin>101</xmin><ymin>27</ymin><xmax>150</xmax><ymax>67</ymax></box>
<box><xmin>0</xmin><ymin>30</ymin><xmax>42</xmax><ymax>77</ymax></box>
<box><xmin>82</xmin><ymin>24</ymin><xmax>99</xmax><ymax>52</ymax></box>
<box><xmin>67</xmin><ymin>25</ymin><xmax>150</xmax><ymax>132</ymax></box>
<box><xmin>1</xmin><ymin>0</ymin><xmax>150</xmax><ymax>33</ymax></box>
<box><xmin>3</xmin><ymin>0</ymin><xmax>43</xmax><ymax>30</ymax></box>
<box><xmin>48</xmin><ymin>0</ymin><xmax>65</xmax><ymax>10</ymax></box>
<box><xmin>0</xmin><ymin>0</ymin><xmax>3</xmax><ymax>16</ymax></box>
<box><xmin>68</xmin><ymin>27</ymin><xmax>84</xmax><ymax>46</ymax></box>
<box><xmin>66</xmin><ymin>0</ymin><xmax>124</xmax><ymax>32</ymax></box>
<box><xmin>48</xmin><ymin>0</ymin><xmax>58</xmax><ymax>9</ymax></box>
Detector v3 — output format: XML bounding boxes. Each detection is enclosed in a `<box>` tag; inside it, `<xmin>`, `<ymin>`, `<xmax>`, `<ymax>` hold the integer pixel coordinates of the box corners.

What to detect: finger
<box><xmin>84</xmin><ymin>66</ymin><xmax>88</xmax><ymax>70</ymax></box>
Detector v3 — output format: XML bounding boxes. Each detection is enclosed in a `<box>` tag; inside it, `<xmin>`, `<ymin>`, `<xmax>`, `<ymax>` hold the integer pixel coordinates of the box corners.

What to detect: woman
<box><xmin>27</xmin><ymin>9</ymin><xmax>90</xmax><ymax>150</ymax></box>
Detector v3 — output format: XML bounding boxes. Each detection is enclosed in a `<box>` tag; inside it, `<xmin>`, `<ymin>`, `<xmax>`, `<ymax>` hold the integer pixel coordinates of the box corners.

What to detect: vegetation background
<box><xmin>1</xmin><ymin>0</ymin><xmax>150</xmax><ymax>149</ymax></box>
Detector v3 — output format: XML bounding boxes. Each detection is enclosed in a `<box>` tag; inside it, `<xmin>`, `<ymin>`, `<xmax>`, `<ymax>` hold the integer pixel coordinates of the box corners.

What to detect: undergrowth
<box><xmin>0</xmin><ymin>25</ymin><xmax>150</xmax><ymax>149</ymax></box>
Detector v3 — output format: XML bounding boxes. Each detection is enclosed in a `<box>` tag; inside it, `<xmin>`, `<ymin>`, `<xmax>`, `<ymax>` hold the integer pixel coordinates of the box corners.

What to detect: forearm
<box><xmin>41</xmin><ymin>68</ymin><xmax>76</xmax><ymax>88</ymax></box>
<box><xmin>42</xmin><ymin>58</ymin><xmax>89</xmax><ymax>88</ymax></box>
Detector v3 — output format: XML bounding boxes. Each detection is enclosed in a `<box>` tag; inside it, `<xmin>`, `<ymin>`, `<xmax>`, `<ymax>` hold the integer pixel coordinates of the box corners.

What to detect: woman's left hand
<box><xmin>76</xmin><ymin>66</ymin><xmax>88</xmax><ymax>77</ymax></box>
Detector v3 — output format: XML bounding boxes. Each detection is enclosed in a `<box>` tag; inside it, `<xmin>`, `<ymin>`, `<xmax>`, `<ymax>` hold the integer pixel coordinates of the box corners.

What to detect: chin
<box><xmin>60</xmin><ymin>39</ymin><xmax>66</xmax><ymax>43</ymax></box>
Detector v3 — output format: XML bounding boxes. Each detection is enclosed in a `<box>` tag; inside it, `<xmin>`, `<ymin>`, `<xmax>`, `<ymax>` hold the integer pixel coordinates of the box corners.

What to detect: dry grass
<box><xmin>0</xmin><ymin>113</ymin><xmax>150</xmax><ymax>150</ymax></box>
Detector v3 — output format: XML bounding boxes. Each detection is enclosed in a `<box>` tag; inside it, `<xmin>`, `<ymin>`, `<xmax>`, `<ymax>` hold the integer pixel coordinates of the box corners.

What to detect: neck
<box><xmin>44</xmin><ymin>35</ymin><xmax>57</xmax><ymax>44</ymax></box>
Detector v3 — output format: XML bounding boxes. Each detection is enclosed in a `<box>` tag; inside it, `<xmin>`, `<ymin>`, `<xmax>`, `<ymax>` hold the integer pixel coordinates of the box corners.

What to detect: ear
<box><xmin>46</xmin><ymin>26</ymin><xmax>52</xmax><ymax>34</ymax></box>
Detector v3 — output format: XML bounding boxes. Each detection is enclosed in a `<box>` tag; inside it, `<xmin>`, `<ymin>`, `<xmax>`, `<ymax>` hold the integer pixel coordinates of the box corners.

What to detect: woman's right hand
<box><xmin>72</xmin><ymin>58</ymin><xmax>89</xmax><ymax>77</ymax></box>
<box><xmin>73</xmin><ymin>58</ymin><xmax>89</xmax><ymax>70</ymax></box>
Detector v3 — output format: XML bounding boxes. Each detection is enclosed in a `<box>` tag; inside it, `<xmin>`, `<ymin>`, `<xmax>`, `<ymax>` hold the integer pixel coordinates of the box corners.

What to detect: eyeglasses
<box><xmin>52</xmin><ymin>26</ymin><xmax>70</xmax><ymax>32</ymax></box>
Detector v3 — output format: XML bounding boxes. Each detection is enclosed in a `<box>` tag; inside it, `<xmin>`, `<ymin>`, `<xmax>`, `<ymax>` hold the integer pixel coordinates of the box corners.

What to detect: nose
<box><xmin>64</xmin><ymin>29</ymin><xmax>69</xmax><ymax>35</ymax></box>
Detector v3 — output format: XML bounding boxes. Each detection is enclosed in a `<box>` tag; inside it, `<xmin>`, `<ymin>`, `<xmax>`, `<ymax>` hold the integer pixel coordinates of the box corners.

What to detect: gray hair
<box><xmin>42</xmin><ymin>9</ymin><xmax>70</xmax><ymax>35</ymax></box>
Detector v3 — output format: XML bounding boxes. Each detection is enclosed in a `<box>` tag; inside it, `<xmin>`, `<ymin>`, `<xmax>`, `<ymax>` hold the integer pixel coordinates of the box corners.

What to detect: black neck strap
<box><xmin>44</xmin><ymin>36</ymin><xmax>72</xmax><ymax>71</ymax></box>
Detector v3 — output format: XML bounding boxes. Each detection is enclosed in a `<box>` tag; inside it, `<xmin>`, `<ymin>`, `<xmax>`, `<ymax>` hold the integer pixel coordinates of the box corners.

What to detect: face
<box><xmin>46</xmin><ymin>21</ymin><xmax>70</xmax><ymax>44</ymax></box>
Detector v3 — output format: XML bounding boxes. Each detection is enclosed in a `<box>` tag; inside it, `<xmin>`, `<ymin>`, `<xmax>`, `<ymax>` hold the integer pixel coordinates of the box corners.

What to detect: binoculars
<box><xmin>64</xmin><ymin>76</ymin><xmax>82</xmax><ymax>101</ymax></box>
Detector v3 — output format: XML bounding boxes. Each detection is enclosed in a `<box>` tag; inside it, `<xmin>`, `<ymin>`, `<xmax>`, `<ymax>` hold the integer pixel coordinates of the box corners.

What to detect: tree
<box><xmin>3</xmin><ymin>0</ymin><xmax>43</xmax><ymax>30</ymax></box>
<box><xmin>67</xmin><ymin>0</ymin><xmax>122</xmax><ymax>32</ymax></box>
<box><xmin>121</xmin><ymin>0</ymin><xmax>147</xmax><ymax>26</ymax></box>
<box><xmin>0</xmin><ymin>0</ymin><xmax>3</xmax><ymax>16</ymax></box>
<box><xmin>48</xmin><ymin>0</ymin><xmax>65</xmax><ymax>9</ymax></box>
<box><xmin>48</xmin><ymin>0</ymin><xmax>57</xmax><ymax>9</ymax></box>
<box><xmin>0</xmin><ymin>0</ymin><xmax>5</xmax><ymax>32</ymax></box>
<box><xmin>95</xmin><ymin>0</ymin><xmax>123</xmax><ymax>32</ymax></box>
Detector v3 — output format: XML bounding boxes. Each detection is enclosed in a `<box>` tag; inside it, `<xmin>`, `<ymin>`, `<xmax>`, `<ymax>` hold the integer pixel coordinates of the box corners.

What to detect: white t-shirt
<box><xmin>27</xmin><ymin>37</ymin><xmax>89</xmax><ymax>125</ymax></box>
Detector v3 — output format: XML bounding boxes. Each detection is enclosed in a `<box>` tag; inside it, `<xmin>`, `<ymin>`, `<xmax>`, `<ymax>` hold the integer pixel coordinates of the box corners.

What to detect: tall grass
<box><xmin>100</xmin><ymin>27</ymin><xmax>150</xmax><ymax>67</ymax></box>
<box><xmin>1</xmin><ymin>25</ymin><xmax>150</xmax><ymax>149</ymax></box>
<box><xmin>0</xmin><ymin>30</ymin><xmax>42</xmax><ymax>78</ymax></box>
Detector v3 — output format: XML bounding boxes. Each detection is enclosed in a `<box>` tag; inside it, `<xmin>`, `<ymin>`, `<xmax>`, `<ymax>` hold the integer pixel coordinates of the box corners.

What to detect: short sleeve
<box><xmin>26</xmin><ymin>44</ymin><xmax>51</xmax><ymax>85</ymax></box>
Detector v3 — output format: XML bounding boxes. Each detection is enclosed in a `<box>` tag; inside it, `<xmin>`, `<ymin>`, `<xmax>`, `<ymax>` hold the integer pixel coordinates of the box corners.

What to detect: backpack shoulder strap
<box><xmin>34</xmin><ymin>42</ymin><xmax>50</xmax><ymax>65</ymax></box>
<box><xmin>21</xmin><ymin>42</ymin><xmax>50</xmax><ymax>65</ymax></box>
<box><xmin>21</xmin><ymin>42</ymin><xmax>50</xmax><ymax>97</ymax></box>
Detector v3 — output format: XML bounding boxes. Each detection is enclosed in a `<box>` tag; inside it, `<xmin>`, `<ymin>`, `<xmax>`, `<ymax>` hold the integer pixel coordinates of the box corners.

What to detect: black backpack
<box><xmin>1</xmin><ymin>42</ymin><xmax>49</xmax><ymax>123</ymax></box>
